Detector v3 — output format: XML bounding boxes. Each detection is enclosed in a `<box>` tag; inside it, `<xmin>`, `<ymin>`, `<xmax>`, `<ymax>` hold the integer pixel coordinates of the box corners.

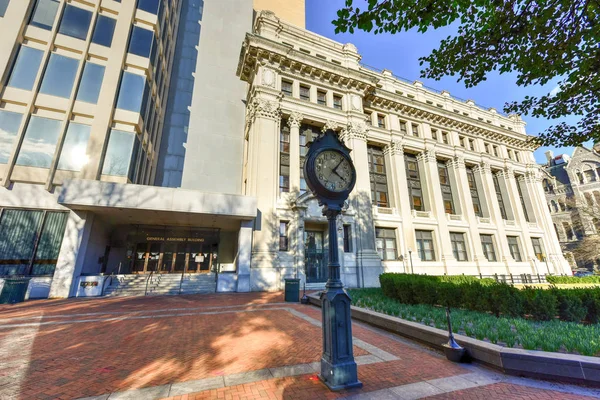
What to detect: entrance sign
<box><xmin>304</xmin><ymin>129</ymin><xmax>362</xmax><ymax>391</ymax></box>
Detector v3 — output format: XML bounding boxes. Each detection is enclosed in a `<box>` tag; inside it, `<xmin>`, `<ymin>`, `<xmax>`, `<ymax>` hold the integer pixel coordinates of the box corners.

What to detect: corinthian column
<box><xmin>288</xmin><ymin>112</ymin><xmax>303</xmax><ymax>194</ymax></box>
<box><xmin>340</xmin><ymin>121</ymin><xmax>383</xmax><ymax>287</ymax></box>
<box><xmin>247</xmin><ymin>96</ymin><xmax>282</xmax><ymax>290</ymax></box>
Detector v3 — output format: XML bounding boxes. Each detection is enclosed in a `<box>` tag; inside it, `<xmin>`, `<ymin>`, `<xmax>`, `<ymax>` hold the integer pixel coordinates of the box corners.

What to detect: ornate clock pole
<box><xmin>304</xmin><ymin>129</ymin><xmax>362</xmax><ymax>391</ymax></box>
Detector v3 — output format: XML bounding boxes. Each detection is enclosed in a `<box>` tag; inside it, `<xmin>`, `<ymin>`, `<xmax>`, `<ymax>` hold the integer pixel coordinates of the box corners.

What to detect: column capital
<box><xmin>473</xmin><ymin>162</ymin><xmax>491</xmax><ymax>175</ymax></box>
<box><xmin>416</xmin><ymin>150</ymin><xmax>436</xmax><ymax>163</ymax></box>
<box><xmin>250</xmin><ymin>98</ymin><xmax>281</xmax><ymax>120</ymax></box>
<box><xmin>447</xmin><ymin>156</ymin><xmax>465</xmax><ymax>170</ymax></box>
<box><xmin>341</xmin><ymin>121</ymin><xmax>368</xmax><ymax>142</ymax></box>
<box><xmin>383</xmin><ymin>140</ymin><xmax>403</xmax><ymax>156</ymax></box>
<box><xmin>526</xmin><ymin>164</ymin><xmax>543</xmax><ymax>182</ymax></box>
<box><xmin>498</xmin><ymin>167</ymin><xmax>515</xmax><ymax>180</ymax></box>
<box><xmin>321</xmin><ymin>119</ymin><xmax>340</xmax><ymax>133</ymax></box>
<box><xmin>287</xmin><ymin>111</ymin><xmax>304</xmax><ymax>128</ymax></box>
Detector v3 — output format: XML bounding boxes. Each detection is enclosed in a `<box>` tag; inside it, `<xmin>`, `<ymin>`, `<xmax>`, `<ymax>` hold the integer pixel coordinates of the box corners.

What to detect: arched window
<box><xmin>548</xmin><ymin>204</ymin><xmax>552</xmax><ymax>213</ymax></box>
<box><xmin>563</xmin><ymin>222</ymin><xmax>575</xmax><ymax>240</ymax></box>
<box><xmin>584</xmin><ymin>166</ymin><xmax>597</xmax><ymax>182</ymax></box>
<box><xmin>559</xmin><ymin>200</ymin><xmax>566</xmax><ymax>211</ymax></box>
<box><xmin>551</xmin><ymin>200</ymin><xmax>559</xmax><ymax>212</ymax></box>
<box><xmin>576</xmin><ymin>171</ymin><xmax>585</xmax><ymax>184</ymax></box>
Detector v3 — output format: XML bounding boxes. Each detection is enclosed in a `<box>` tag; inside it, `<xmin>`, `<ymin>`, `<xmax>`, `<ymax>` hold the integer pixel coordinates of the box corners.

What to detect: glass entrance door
<box><xmin>305</xmin><ymin>231</ymin><xmax>327</xmax><ymax>283</ymax></box>
<box><xmin>161</xmin><ymin>243</ymin><xmax>176</xmax><ymax>272</ymax></box>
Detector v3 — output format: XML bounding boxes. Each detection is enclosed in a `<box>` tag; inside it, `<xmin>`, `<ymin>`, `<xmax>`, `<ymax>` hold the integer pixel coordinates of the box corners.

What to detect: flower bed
<box><xmin>348</xmin><ymin>287</ymin><xmax>600</xmax><ymax>356</ymax></box>
<box><xmin>380</xmin><ymin>273</ymin><xmax>600</xmax><ymax>323</ymax></box>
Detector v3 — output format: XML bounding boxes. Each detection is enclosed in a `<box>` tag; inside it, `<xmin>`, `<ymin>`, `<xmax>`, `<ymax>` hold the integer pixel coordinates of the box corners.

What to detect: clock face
<box><xmin>314</xmin><ymin>150</ymin><xmax>354</xmax><ymax>192</ymax></box>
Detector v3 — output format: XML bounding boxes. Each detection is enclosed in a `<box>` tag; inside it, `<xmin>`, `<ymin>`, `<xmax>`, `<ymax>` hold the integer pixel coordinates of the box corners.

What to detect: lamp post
<box><xmin>408</xmin><ymin>248</ymin><xmax>414</xmax><ymax>274</ymax></box>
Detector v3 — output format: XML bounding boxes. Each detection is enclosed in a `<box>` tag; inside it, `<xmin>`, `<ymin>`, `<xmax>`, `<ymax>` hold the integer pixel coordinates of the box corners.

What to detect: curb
<box><xmin>307</xmin><ymin>294</ymin><xmax>600</xmax><ymax>386</ymax></box>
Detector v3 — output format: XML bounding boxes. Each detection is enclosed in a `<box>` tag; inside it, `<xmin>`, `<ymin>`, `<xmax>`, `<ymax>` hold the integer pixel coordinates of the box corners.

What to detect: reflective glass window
<box><xmin>7</xmin><ymin>46</ymin><xmax>43</xmax><ymax>91</ymax></box>
<box><xmin>116</xmin><ymin>72</ymin><xmax>146</xmax><ymax>112</ymax></box>
<box><xmin>128</xmin><ymin>26</ymin><xmax>154</xmax><ymax>58</ymax></box>
<box><xmin>39</xmin><ymin>53</ymin><xmax>79</xmax><ymax>98</ymax></box>
<box><xmin>137</xmin><ymin>0</ymin><xmax>160</xmax><ymax>15</ymax></box>
<box><xmin>76</xmin><ymin>62</ymin><xmax>105</xmax><ymax>104</ymax></box>
<box><xmin>0</xmin><ymin>0</ymin><xmax>9</xmax><ymax>17</ymax></box>
<box><xmin>57</xmin><ymin>123</ymin><xmax>90</xmax><ymax>171</ymax></box>
<box><xmin>102</xmin><ymin>129</ymin><xmax>136</xmax><ymax>176</ymax></box>
<box><xmin>0</xmin><ymin>110</ymin><xmax>23</xmax><ymax>163</ymax></box>
<box><xmin>91</xmin><ymin>15</ymin><xmax>116</xmax><ymax>47</ymax></box>
<box><xmin>29</xmin><ymin>0</ymin><xmax>59</xmax><ymax>30</ymax></box>
<box><xmin>31</xmin><ymin>212</ymin><xmax>68</xmax><ymax>276</ymax></box>
<box><xmin>16</xmin><ymin>116</ymin><xmax>62</xmax><ymax>168</ymax></box>
<box><xmin>58</xmin><ymin>4</ymin><xmax>92</xmax><ymax>40</ymax></box>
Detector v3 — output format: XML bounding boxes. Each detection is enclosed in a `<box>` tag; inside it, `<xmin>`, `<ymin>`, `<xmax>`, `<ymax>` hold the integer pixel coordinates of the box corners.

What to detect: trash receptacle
<box><xmin>0</xmin><ymin>277</ymin><xmax>31</xmax><ymax>304</ymax></box>
<box><xmin>284</xmin><ymin>278</ymin><xmax>300</xmax><ymax>302</ymax></box>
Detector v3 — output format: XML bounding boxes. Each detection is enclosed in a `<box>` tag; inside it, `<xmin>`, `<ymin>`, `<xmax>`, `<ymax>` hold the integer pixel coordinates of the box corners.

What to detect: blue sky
<box><xmin>305</xmin><ymin>0</ymin><xmax>590</xmax><ymax>164</ymax></box>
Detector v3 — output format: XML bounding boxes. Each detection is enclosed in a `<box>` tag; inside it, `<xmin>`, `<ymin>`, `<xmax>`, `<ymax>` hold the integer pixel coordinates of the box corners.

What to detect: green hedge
<box><xmin>546</xmin><ymin>275</ymin><xmax>600</xmax><ymax>284</ymax></box>
<box><xmin>379</xmin><ymin>273</ymin><xmax>600</xmax><ymax>323</ymax></box>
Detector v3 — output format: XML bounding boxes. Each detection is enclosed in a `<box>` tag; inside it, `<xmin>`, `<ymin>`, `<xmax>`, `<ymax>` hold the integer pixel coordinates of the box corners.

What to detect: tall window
<box><xmin>58</xmin><ymin>4</ymin><xmax>92</xmax><ymax>40</ymax></box>
<box><xmin>0</xmin><ymin>110</ymin><xmax>23</xmax><ymax>164</ymax></box>
<box><xmin>76</xmin><ymin>62</ymin><xmax>105</xmax><ymax>104</ymax></box>
<box><xmin>128</xmin><ymin>26</ymin><xmax>154</xmax><ymax>58</ymax></box>
<box><xmin>563</xmin><ymin>222</ymin><xmax>575</xmax><ymax>240</ymax></box>
<box><xmin>279</xmin><ymin>221</ymin><xmax>289</xmax><ymax>251</ymax></box>
<box><xmin>531</xmin><ymin>238</ymin><xmax>545</xmax><ymax>262</ymax></box>
<box><xmin>343</xmin><ymin>225</ymin><xmax>352</xmax><ymax>253</ymax></box>
<box><xmin>57</xmin><ymin>123</ymin><xmax>91</xmax><ymax>171</ymax></box>
<box><xmin>39</xmin><ymin>53</ymin><xmax>79</xmax><ymax>99</ymax></box>
<box><xmin>377</xmin><ymin>114</ymin><xmax>385</xmax><ymax>128</ymax></box>
<box><xmin>317</xmin><ymin>90</ymin><xmax>326</xmax><ymax>105</ymax></box>
<box><xmin>281</xmin><ymin>80</ymin><xmax>292</xmax><ymax>96</ymax></box>
<box><xmin>368</xmin><ymin>145</ymin><xmax>388</xmax><ymax>207</ymax></box>
<box><xmin>376</xmin><ymin>228</ymin><xmax>396</xmax><ymax>260</ymax></box>
<box><xmin>480</xmin><ymin>234</ymin><xmax>497</xmax><ymax>261</ymax></box>
<box><xmin>102</xmin><ymin>129</ymin><xmax>137</xmax><ymax>177</ymax></box>
<box><xmin>431</xmin><ymin>129</ymin><xmax>438</xmax><ymax>141</ymax></box>
<box><xmin>399</xmin><ymin>121</ymin><xmax>407</xmax><ymax>135</ymax></box>
<box><xmin>7</xmin><ymin>46</ymin><xmax>43</xmax><ymax>91</ymax></box>
<box><xmin>466</xmin><ymin>167</ymin><xmax>483</xmax><ymax>217</ymax></box>
<box><xmin>507</xmin><ymin>236</ymin><xmax>522</xmax><ymax>262</ymax></box>
<box><xmin>299</xmin><ymin>84</ymin><xmax>310</xmax><ymax>101</ymax></box>
<box><xmin>137</xmin><ymin>0</ymin><xmax>160</xmax><ymax>14</ymax></box>
<box><xmin>91</xmin><ymin>15</ymin><xmax>116</xmax><ymax>47</ymax></box>
<box><xmin>416</xmin><ymin>230</ymin><xmax>435</xmax><ymax>261</ymax></box>
<box><xmin>411</xmin><ymin>123</ymin><xmax>419</xmax><ymax>137</ymax></box>
<box><xmin>279</xmin><ymin>122</ymin><xmax>290</xmax><ymax>193</ymax></box>
<box><xmin>16</xmin><ymin>116</ymin><xmax>62</xmax><ymax>168</ymax></box>
<box><xmin>442</xmin><ymin>131</ymin><xmax>449</xmax><ymax>144</ymax></box>
<box><xmin>0</xmin><ymin>0</ymin><xmax>9</xmax><ymax>17</ymax></box>
<box><xmin>516</xmin><ymin>178</ymin><xmax>530</xmax><ymax>222</ymax></box>
<box><xmin>450</xmin><ymin>232</ymin><xmax>468</xmax><ymax>261</ymax></box>
<box><xmin>0</xmin><ymin>210</ymin><xmax>68</xmax><ymax>276</ymax></box>
<box><xmin>333</xmin><ymin>95</ymin><xmax>342</xmax><ymax>110</ymax></box>
<box><xmin>29</xmin><ymin>0</ymin><xmax>60</xmax><ymax>30</ymax></box>
<box><xmin>405</xmin><ymin>154</ymin><xmax>423</xmax><ymax>210</ymax></box>
<box><xmin>493</xmin><ymin>173</ymin><xmax>508</xmax><ymax>220</ymax></box>
<box><xmin>116</xmin><ymin>72</ymin><xmax>147</xmax><ymax>113</ymax></box>
<box><xmin>438</xmin><ymin>161</ymin><xmax>455</xmax><ymax>214</ymax></box>
<box><xmin>300</xmin><ymin>124</ymin><xmax>319</xmax><ymax>195</ymax></box>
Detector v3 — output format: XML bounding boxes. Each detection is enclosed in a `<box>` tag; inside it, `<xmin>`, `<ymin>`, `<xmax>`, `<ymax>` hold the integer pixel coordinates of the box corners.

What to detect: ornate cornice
<box><xmin>341</xmin><ymin>122</ymin><xmax>368</xmax><ymax>142</ymax></box>
<box><xmin>416</xmin><ymin>150</ymin><xmax>436</xmax><ymax>163</ymax></box>
<box><xmin>287</xmin><ymin>111</ymin><xmax>304</xmax><ymax>128</ymax></box>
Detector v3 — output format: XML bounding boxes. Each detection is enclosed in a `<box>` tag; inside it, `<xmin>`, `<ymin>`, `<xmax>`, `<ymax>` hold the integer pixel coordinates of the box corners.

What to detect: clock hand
<box><xmin>333</xmin><ymin>169</ymin><xmax>347</xmax><ymax>182</ymax></box>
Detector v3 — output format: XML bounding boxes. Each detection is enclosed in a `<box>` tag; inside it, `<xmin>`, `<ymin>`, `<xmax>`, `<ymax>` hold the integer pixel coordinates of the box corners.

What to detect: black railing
<box><xmin>479</xmin><ymin>273</ymin><xmax>548</xmax><ymax>284</ymax></box>
<box><xmin>306</xmin><ymin>252</ymin><xmax>328</xmax><ymax>283</ymax></box>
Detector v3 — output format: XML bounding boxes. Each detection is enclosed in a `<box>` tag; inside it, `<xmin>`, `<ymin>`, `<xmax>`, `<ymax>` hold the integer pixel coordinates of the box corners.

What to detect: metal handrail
<box><xmin>144</xmin><ymin>270</ymin><xmax>154</xmax><ymax>296</ymax></box>
<box><xmin>100</xmin><ymin>271</ymin><xmax>114</xmax><ymax>296</ymax></box>
<box><xmin>179</xmin><ymin>270</ymin><xmax>185</xmax><ymax>295</ymax></box>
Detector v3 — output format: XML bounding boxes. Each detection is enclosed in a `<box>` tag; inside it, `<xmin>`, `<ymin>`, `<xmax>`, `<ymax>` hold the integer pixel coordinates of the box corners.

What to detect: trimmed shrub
<box><xmin>546</xmin><ymin>275</ymin><xmax>600</xmax><ymax>284</ymax></box>
<box><xmin>488</xmin><ymin>283</ymin><xmax>523</xmax><ymax>317</ymax></box>
<box><xmin>525</xmin><ymin>289</ymin><xmax>558</xmax><ymax>321</ymax></box>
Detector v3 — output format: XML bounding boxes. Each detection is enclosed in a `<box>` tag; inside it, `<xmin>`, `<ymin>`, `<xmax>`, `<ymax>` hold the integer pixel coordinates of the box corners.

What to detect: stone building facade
<box><xmin>542</xmin><ymin>146</ymin><xmax>600</xmax><ymax>270</ymax></box>
<box><xmin>237</xmin><ymin>12</ymin><xmax>571</xmax><ymax>289</ymax></box>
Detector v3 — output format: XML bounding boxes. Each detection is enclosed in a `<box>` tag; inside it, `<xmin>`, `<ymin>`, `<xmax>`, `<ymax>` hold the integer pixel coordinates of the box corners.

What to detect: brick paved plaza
<box><xmin>0</xmin><ymin>293</ymin><xmax>598</xmax><ymax>400</ymax></box>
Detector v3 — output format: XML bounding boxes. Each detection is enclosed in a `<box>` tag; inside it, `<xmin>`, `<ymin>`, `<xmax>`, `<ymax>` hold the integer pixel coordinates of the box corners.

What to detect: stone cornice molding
<box><xmin>321</xmin><ymin>120</ymin><xmax>339</xmax><ymax>133</ymax></box>
<box><xmin>287</xmin><ymin>111</ymin><xmax>304</xmax><ymax>128</ymax></box>
<box><xmin>416</xmin><ymin>150</ymin><xmax>436</xmax><ymax>163</ymax></box>
<box><xmin>341</xmin><ymin>122</ymin><xmax>368</xmax><ymax>142</ymax></box>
